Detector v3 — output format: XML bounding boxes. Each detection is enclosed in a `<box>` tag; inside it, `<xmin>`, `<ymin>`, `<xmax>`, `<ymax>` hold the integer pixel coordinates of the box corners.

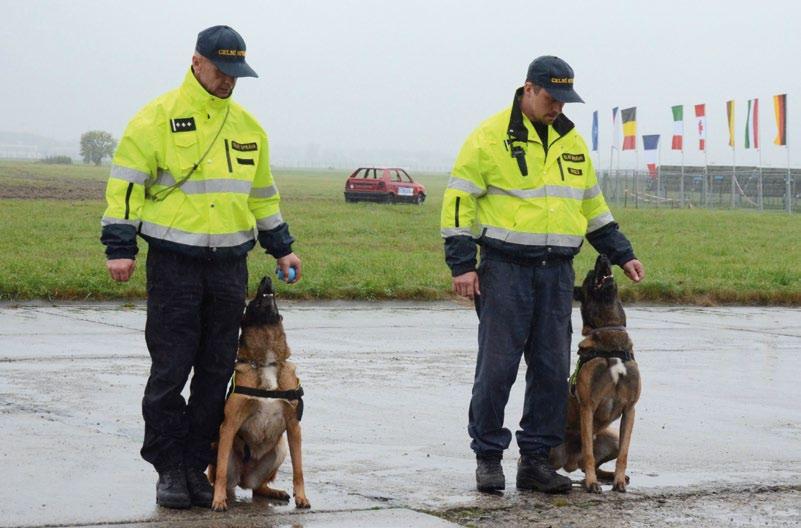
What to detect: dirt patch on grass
<box><xmin>0</xmin><ymin>177</ymin><xmax>105</xmax><ymax>200</ymax></box>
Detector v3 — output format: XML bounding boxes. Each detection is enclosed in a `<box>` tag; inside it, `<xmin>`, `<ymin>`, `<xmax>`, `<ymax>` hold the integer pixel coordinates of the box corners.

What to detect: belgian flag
<box><xmin>773</xmin><ymin>94</ymin><xmax>787</xmax><ymax>146</ymax></box>
<box><xmin>621</xmin><ymin>107</ymin><xmax>637</xmax><ymax>150</ymax></box>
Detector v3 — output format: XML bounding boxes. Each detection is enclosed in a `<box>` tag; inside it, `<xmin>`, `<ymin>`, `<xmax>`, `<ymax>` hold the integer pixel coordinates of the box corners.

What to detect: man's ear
<box><xmin>573</xmin><ymin>286</ymin><xmax>583</xmax><ymax>302</ymax></box>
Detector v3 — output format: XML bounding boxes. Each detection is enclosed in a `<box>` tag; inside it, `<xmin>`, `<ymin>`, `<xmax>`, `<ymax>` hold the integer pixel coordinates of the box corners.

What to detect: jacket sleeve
<box><xmin>249</xmin><ymin>133</ymin><xmax>294</xmax><ymax>258</ymax></box>
<box><xmin>580</xmin><ymin>152</ymin><xmax>636</xmax><ymax>266</ymax></box>
<box><xmin>440</xmin><ymin>129</ymin><xmax>487</xmax><ymax>276</ymax></box>
<box><xmin>100</xmin><ymin>113</ymin><xmax>156</xmax><ymax>260</ymax></box>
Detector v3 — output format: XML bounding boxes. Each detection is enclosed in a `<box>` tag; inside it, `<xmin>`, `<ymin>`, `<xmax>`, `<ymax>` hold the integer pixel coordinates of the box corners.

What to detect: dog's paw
<box><xmin>211</xmin><ymin>496</ymin><xmax>228</xmax><ymax>512</ymax></box>
<box><xmin>584</xmin><ymin>480</ymin><xmax>602</xmax><ymax>494</ymax></box>
<box><xmin>295</xmin><ymin>495</ymin><xmax>311</xmax><ymax>509</ymax></box>
<box><xmin>612</xmin><ymin>480</ymin><xmax>627</xmax><ymax>493</ymax></box>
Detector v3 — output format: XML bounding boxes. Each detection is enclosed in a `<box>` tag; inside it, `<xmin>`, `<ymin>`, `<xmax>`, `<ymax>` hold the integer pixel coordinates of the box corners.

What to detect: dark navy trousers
<box><xmin>468</xmin><ymin>256</ymin><xmax>574</xmax><ymax>458</ymax></box>
<box><xmin>140</xmin><ymin>246</ymin><xmax>247</xmax><ymax>472</ymax></box>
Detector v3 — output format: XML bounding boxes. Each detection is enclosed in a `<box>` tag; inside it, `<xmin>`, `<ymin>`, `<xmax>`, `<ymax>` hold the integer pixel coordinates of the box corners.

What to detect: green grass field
<box><xmin>1</xmin><ymin>160</ymin><xmax>801</xmax><ymax>304</ymax></box>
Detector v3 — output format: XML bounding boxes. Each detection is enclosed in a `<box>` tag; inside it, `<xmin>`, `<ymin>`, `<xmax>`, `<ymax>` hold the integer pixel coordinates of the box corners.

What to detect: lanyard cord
<box><xmin>151</xmin><ymin>106</ymin><xmax>231</xmax><ymax>202</ymax></box>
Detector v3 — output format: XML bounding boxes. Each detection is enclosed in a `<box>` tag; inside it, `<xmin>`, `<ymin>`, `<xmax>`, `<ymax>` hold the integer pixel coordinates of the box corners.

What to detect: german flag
<box><xmin>621</xmin><ymin>107</ymin><xmax>637</xmax><ymax>150</ymax></box>
<box><xmin>773</xmin><ymin>93</ymin><xmax>787</xmax><ymax>146</ymax></box>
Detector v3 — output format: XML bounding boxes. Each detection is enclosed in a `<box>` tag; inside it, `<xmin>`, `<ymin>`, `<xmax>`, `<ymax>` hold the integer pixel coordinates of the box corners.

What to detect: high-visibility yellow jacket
<box><xmin>441</xmin><ymin>88</ymin><xmax>634</xmax><ymax>276</ymax></box>
<box><xmin>101</xmin><ymin>69</ymin><xmax>293</xmax><ymax>260</ymax></box>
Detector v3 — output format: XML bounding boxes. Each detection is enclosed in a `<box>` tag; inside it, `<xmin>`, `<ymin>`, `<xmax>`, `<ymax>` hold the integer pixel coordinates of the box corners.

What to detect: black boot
<box><xmin>156</xmin><ymin>467</ymin><xmax>191</xmax><ymax>509</ymax></box>
<box><xmin>475</xmin><ymin>455</ymin><xmax>505</xmax><ymax>492</ymax></box>
<box><xmin>185</xmin><ymin>467</ymin><xmax>214</xmax><ymax>507</ymax></box>
<box><xmin>516</xmin><ymin>454</ymin><xmax>572</xmax><ymax>494</ymax></box>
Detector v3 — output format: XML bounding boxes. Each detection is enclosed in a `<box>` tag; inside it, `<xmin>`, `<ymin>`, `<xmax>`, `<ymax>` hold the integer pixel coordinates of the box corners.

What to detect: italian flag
<box><xmin>671</xmin><ymin>105</ymin><xmax>683</xmax><ymax>150</ymax></box>
<box><xmin>694</xmin><ymin>104</ymin><xmax>707</xmax><ymax>151</ymax></box>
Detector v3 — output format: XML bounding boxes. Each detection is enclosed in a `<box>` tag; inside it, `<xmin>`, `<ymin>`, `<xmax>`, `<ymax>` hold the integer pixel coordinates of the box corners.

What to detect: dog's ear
<box><xmin>573</xmin><ymin>286</ymin><xmax>584</xmax><ymax>302</ymax></box>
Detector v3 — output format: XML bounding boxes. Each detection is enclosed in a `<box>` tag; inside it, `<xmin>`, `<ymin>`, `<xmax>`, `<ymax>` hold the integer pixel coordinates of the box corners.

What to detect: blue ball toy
<box><xmin>276</xmin><ymin>266</ymin><xmax>297</xmax><ymax>282</ymax></box>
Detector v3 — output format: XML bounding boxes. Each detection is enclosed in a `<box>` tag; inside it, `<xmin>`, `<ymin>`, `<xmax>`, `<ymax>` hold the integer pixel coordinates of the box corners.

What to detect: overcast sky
<box><xmin>2</xmin><ymin>0</ymin><xmax>799</xmax><ymax>169</ymax></box>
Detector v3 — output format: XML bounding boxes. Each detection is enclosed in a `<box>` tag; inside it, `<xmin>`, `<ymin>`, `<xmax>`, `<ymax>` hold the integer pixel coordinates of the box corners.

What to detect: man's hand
<box><xmin>622</xmin><ymin>259</ymin><xmax>644</xmax><ymax>283</ymax></box>
<box><xmin>452</xmin><ymin>271</ymin><xmax>480</xmax><ymax>300</ymax></box>
<box><xmin>276</xmin><ymin>252</ymin><xmax>302</xmax><ymax>284</ymax></box>
<box><xmin>107</xmin><ymin>258</ymin><xmax>136</xmax><ymax>282</ymax></box>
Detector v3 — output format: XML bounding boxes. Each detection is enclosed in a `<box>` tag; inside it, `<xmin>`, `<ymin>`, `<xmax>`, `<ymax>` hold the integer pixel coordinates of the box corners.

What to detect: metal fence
<box><xmin>600</xmin><ymin>165</ymin><xmax>799</xmax><ymax>213</ymax></box>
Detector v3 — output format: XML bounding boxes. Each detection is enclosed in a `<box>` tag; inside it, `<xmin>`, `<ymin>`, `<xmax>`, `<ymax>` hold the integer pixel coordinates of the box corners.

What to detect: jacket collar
<box><xmin>180</xmin><ymin>68</ymin><xmax>232</xmax><ymax>112</ymax></box>
<box><xmin>508</xmin><ymin>86</ymin><xmax>575</xmax><ymax>144</ymax></box>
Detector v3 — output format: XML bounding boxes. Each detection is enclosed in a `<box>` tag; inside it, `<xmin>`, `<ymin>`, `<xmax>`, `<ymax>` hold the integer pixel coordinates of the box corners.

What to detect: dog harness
<box><xmin>569</xmin><ymin>326</ymin><xmax>635</xmax><ymax>392</ymax></box>
<box><xmin>228</xmin><ymin>360</ymin><xmax>305</xmax><ymax>421</ymax></box>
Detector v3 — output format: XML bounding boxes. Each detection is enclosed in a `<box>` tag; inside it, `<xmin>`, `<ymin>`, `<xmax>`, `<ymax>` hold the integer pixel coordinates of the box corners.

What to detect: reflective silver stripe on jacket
<box><xmin>481</xmin><ymin>226</ymin><xmax>584</xmax><ymax>247</ymax></box>
<box><xmin>152</xmin><ymin>169</ymin><xmax>177</xmax><ymax>187</ymax></box>
<box><xmin>110</xmin><ymin>165</ymin><xmax>149</xmax><ymax>185</ymax></box>
<box><xmin>150</xmin><ymin>169</ymin><xmax>252</xmax><ymax>195</ymax></box>
<box><xmin>101</xmin><ymin>217</ymin><xmax>140</xmax><ymax>227</ymax></box>
<box><xmin>583</xmin><ymin>184</ymin><xmax>602</xmax><ymax>200</ymax></box>
<box><xmin>256</xmin><ymin>213</ymin><xmax>284</xmax><ymax>231</ymax></box>
<box><xmin>140</xmin><ymin>221</ymin><xmax>254</xmax><ymax>247</ymax></box>
<box><xmin>250</xmin><ymin>185</ymin><xmax>278</xmax><ymax>198</ymax></box>
<box><xmin>441</xmin><ymin>227</ymin><xmax>474</xmax><ymax>238</ymax></box>
<box><xmin>447</xmin><ymin>177</ymin><xmax>486</xmax><ymax>197</ymax></box>
<box><xmin>486</xmin><ymin>185</ymin><xmax>584</xmax><ymax>200</ymax></box>
<box><xmin>586</xmin><ymin>211</ymin><xmax>615</xmax><ymax>233</ymax></box>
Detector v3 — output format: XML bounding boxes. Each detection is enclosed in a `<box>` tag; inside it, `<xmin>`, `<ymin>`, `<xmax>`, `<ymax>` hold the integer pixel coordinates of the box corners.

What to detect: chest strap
<box><xmin>569</xmin><ymin>349</ymin><xmax>635</xmax><ymax>392</ymax></box>
<box><xmin>232</xmin><ymin>385</ymin><xmax>304</xmax><ymax>421</ymax></box>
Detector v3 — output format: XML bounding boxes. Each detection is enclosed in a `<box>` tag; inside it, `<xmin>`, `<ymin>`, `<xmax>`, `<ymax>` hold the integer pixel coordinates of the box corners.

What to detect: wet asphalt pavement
<box><xmin>1</xmin><ymin>301</ymin><xmax>800</xmax><ymax>527</ymax></box>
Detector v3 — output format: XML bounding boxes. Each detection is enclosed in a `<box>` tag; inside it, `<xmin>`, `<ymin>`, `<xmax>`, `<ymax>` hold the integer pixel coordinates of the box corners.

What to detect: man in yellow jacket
<box><xmin>100</xmin><ymin>26</ymin><xmax>301</xmax><ymax>509</ymax></box>
<box><xmin>441</xmin><ymin>56</ymin><xmax>644</xmax><ymax>494</ymax></box>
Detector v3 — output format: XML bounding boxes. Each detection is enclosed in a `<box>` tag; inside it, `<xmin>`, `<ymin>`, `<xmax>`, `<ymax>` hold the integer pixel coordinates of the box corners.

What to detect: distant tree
<box><xmin>80</xmin><ymin>130</ymin><xmax>117</xmax><ymax>166</ymax></box>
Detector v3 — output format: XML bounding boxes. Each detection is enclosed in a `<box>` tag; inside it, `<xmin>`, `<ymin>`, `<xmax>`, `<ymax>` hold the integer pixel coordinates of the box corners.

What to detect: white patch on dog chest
<box><xmin>609</xmin><ymin>358</ymin><xmax>627</xmax><ymax>384</ymax></box>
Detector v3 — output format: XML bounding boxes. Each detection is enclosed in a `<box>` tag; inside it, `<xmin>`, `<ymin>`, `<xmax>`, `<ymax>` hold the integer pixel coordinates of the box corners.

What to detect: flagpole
<box><xmin>680</xmin><ymin>147</ymin><xmax>685</xmax><ymax>208</ymax></box>
<box><xmin>787</xmin><ymin>146</ymin><xmax>792</xmax><ymax>213</ymax></box>
<box><xmin>634</xmin><ymin>148</ymin><xmax>640</xmax><ymax>209</ymax></box>
<box><xmin>757</xmin><ymin>133</ymin><xmax>763</xmax><ymax>211</ymax></box>
<box><xmin>608</xmin><ymin>145</ymin><xmax>615</xmax><ymax>201</ymax></box>
<box><xmin>731</xmin><ymin>144</ymin><xmax>736</xmax><ymax>209</ymax></box>
<box><xmin>657</xmin><ymin>139</ymin><xmax>662</xmax><ymax>207</ymax></box>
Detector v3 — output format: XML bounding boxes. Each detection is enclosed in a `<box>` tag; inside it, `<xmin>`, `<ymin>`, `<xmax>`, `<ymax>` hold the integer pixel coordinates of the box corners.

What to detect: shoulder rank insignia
<box><xmin>170</xmin><ymin>117</ymin><xmax>196</xmax><ymax>133</ymax></box>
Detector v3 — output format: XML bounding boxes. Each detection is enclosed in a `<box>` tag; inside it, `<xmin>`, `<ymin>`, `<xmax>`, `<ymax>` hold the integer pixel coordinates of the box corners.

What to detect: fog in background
<box><xmin>1</xmin><ymin>0</ymin><xmax>799</xmax><ymax>171</ymax></box>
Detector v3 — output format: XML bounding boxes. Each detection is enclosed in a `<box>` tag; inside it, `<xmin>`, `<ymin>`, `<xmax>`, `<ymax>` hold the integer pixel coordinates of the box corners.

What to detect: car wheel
<box><xmin>415</xmin><ymin>193</ymin><xmax>424</xmax><ymax>205</ymax></box>
<box><xmin>387</xmin><ymin>193</ymin><xmax>395</xmax><ymax>204</ymax></box>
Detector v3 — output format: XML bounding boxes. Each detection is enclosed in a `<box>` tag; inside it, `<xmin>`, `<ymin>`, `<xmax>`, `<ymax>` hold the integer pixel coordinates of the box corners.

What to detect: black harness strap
<box><xmin>232</xmin><ymin>385</ymin><xmax>305</xmax><ymax>421</ymax></box>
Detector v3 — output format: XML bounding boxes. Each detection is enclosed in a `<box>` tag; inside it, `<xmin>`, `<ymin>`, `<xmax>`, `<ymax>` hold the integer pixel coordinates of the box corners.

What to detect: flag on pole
<box><xmin>621</xmin><ymin>107</ymin><xmax>637</xmax><ymax>150</ymax></box>
<box><xmin>695</xmin><ymin>104</ymin><xmax>707</xmax><ymax>151</ymax></box>
<box><xmin>745</xmin><ymin>99</ymin><xmax>759</xmax><ymax>149</ymax></box>
<box><xmin>773</xmin><ymin>93</ymin><xmax>787</xmax><ymax>146</ymax></box>
<box><xmin>726</xmin><ymin>100</ymin><xmax>736</xmax><ymax>147</ymax></box>
<box><xmin>642</xmin><ymin>134</ymin><xmax>660</xmax><ymax>178</ymax></box>
<box><xmin>591</xmin><ymin>110</ymin><xmax>599</xmax><ymax>152</ymax></box>
<box><xmin>611</xmin><ymin>107</ymin><xmax>619</xmax><ymax>149</ymax></box>
<box><xmin>671</xmin><ymin>105</ymin><xmax>683</xmax><ymax>150</ymax></box>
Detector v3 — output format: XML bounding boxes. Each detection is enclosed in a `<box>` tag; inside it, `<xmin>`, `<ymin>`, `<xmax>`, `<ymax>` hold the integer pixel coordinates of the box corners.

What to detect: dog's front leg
<box><xmin>613</xmin><ymin>406</ymin><xmax>635</xmax><ymax>492</ymax></box>
<box><xmin>284</xmin><ymin>408</ymin><xmax>310</xmax><ymax>509</ymax></box>
<box><xmin>212</xmin><ymin>400</ymin><xmax>249</xmax><ymax>512</ymax></box>
<box><xmin>579</xmin><ymin>403</ymin><xmax>602</xmax><ymax>493</ymax></box>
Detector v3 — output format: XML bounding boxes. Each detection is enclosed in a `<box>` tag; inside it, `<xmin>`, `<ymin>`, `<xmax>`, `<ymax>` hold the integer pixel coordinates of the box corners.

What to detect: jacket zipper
<box><xmin>557</xmin><ymin>158</ymin><xmax>565</xmax><ymax>181</ymax></box>
<box><xmin>224</xmin><ymin>139</ymin><xmax>233</xmax><ymax>173</ymax></box>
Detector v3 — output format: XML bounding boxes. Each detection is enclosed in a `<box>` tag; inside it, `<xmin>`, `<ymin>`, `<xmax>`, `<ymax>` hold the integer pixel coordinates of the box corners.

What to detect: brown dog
<box><xmin>209</xmin><ymin>277</ymin><xmax>310</xmax><ymax>511</ymax></box>
<box><xmin>550</xmin><ymin>254</ymin><xmax>641</xmax><ymax>493</ymax></box>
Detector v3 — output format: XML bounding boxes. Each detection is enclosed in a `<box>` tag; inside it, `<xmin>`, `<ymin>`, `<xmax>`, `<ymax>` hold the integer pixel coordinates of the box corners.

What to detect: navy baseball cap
<box><xmin>526</xmin><ymin>56</ymin><xmax>583</xmax><ymax>103</ymax></box>
<box><xmin>196</xmin><ymin>25</ymin><xmax>258</xmax><ymax>78</ymax></box>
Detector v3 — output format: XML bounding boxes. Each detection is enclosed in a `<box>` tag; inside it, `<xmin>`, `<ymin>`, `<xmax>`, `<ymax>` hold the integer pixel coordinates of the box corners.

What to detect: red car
<box><xmin>344</xmin><ymin>167</ymin><xmax>426</xmax><ymax>204</ymax></box>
